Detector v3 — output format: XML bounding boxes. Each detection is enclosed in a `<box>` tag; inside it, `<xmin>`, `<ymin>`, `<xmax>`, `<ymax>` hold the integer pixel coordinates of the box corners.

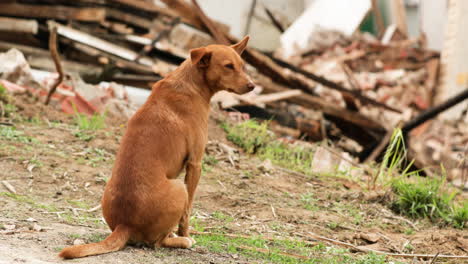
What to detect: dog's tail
<box><xmin>59</xmin><ymin>225</ymin><xmax>131</xmax><ymax>259</ymax></box>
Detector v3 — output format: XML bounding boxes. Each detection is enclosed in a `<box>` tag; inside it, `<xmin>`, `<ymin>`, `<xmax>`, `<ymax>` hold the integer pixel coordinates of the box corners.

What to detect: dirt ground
<box><xmin>0</xmin><ymin>97</ymin><xmax>467</xmax><ymax>264</ymax></box>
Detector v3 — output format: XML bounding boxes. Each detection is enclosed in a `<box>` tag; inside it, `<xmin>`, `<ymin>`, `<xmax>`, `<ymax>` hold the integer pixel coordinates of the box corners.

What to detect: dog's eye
<box><xmin>224</xmin><ymin>63</ymin><xmax>234</xmax><ymax>70</ymax></box>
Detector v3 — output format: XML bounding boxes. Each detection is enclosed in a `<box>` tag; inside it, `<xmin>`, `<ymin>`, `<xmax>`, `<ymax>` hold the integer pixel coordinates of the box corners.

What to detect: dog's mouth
<box><xmin>227</xmin><ymin>88</ymin><xmax>235</xmax><ymax>93</ymax></box>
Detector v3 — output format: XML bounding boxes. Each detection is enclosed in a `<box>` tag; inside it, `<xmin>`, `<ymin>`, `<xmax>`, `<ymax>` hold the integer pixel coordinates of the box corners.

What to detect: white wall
<box><xmin>420</xmin><ymin>0</ymin><xmax>448</xmax><ymax>51</ymax></box>
<box><xmin>197</xmin><ymin>0</ymin><xmax>305</xmax><ymax>51</ymax></box>
<box><xmin>438</xmin><ymin>0</ymin><xmax>468</xmax><ymax>121</ymax></box>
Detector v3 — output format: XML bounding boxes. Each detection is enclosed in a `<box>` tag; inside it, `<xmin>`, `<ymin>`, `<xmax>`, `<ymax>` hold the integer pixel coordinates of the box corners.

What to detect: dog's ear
<box><xmin>190</xmin><ymin>47</ymin><xmax>212</xmax><ymax>68</ymax></box>
<box><xmin>231</xmin><ymin>36</ymin><xmax>249</xmax><ymax>55</ymax></box>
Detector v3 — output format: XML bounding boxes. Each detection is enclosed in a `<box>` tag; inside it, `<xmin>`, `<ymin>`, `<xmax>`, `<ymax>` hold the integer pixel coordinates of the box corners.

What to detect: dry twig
<box><xmin>45</xmin><ymin>25</ymin><xmax>64</xmax><ymax>105</ymax></box>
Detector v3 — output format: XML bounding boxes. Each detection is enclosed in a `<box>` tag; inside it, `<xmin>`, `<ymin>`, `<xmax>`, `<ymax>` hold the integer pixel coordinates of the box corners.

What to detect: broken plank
<box><xmin>252</xmin><ymin>90</ymin><xmax>302</xmax><ymax>104</ymax></box>
<box><xmin>109</xmin><ymin>0</ymin><xmax>179</xmax><ymax>19</ymax></box>
<box><xmin>0</xmin><ymin>17</ymin><xmax>38</xmax><ymax>34</ymax></box>
<box><xmin>106</xmin><ymin>8</ymin><xmax>156</xmax><ymax>29</ymax></box>
<box><xmin>0</xmin><ymin>3</ymin><xmax>106</xmax><ymax>22</ymax></box>
<box><xmin>63</xmin><ymin>40</ymin><xmax>154</xmax><ymax>74</ymax></box>
<box><xmin>49</xmin><ymin>21</ymin><xmax>153</xmax><ymax>67</ymax></box>
<box><xmin>28</xmin><ymin>56</ymin><xmax>102</xmax><ymax>77</ymax></box>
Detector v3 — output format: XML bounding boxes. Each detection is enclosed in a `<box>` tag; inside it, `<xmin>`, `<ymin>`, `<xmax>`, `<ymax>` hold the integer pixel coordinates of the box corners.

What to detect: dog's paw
<box><xmin>182</xmin><ymin>237</ymin><xmax>196</xmax><ymax>248</ymax></box>
<box><xmin>188</xmin><ymin>236</ymin><xmax>196</xmax><ymax>245</ymax></box>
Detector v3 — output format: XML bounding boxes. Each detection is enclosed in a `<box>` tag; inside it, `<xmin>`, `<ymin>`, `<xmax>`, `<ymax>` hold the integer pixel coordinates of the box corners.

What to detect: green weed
<box><xmin>0</xmin><ymin>83</ymin><xmax>6</xmax><ymax>97</ymax></box>
<box><xmin>67</xmin><ymin>200</ymin><xmax>90</xmax><ymax>209</ymax></box>
<box><xmin>391</xmin><ymin>177</ymin><xmax>452</xmax><ymax>220</ymax></box>
<box><xmin>202</xmin><ymin>154</ymin><xmax>218</xmax><ymax>173</ymax></box>
<box><xmin>190</xmin><ymin>215</ymin><xmax>205</xmax><ymax>232</ymax></box>
<box><xmin>403</xmin><ymin>228</ymin><xmax>414</xmax><ymax>235</ymax></box>
<box><xmin>0</xmin><ymin>126</ymin><xmax>37</xmax><ymax>143</ymax></box>
<box><xmin>86</xmin><ymin>233</ymin><xmax>107</xmax><ymax>243</ymax></box>
<box><xmin>1</xmin><ymin>192</ymin><xmax>57</xmax><ymax>211</ymax></box>
<box><xmin>391</xmin><ymin>176</ymin><xmax>466</xmax><ymax>228</ymax></box>
<box><xmin>222</xmin><ymin>120</ymin><xmax>314</xmax><ymax>175</ymax></box>
<box><xmin>300</xmin><ymin>192</ymin><xmax>319</xmax><ymax>211</ymax></box>
<box><xmin>450</xmin><ymin>202</ymin><xmax>468</xmax><ymax>229</ymax></box>
<box><xmin>73</xmin><ymin>131</ymin><xmax>95</xmax><ymax>142</ymax></box>
<box><xmin>74</xmin><ymin>111</ymin><xmax>106</xmax><ymax>131</ymax></box>
<box><xmin>211</xmin><ymin>211</ymin><xmax>234</xmax><ymax>223</ymax></box>
<box><xmin>194</xmin><ymin>233</ymin><xmax>397</xmax><ymax>264</ymax></box>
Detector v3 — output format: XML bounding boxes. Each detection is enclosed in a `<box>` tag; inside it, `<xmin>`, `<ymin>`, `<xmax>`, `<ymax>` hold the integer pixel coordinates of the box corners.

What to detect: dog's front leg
<box><xmin>178</xmin><ymin>160</ymin><xmax>201</xmax><ymax>237</ymax></box>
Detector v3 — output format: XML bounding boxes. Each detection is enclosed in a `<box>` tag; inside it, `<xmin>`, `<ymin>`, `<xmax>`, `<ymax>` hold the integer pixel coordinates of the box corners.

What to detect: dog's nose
<box><xmin>246</xmin><ymin>82</ymin><xmax>255</xmax><ymax>90</ymax></box>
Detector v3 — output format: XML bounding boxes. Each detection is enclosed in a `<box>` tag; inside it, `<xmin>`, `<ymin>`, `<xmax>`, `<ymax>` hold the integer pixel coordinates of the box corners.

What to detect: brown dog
<box><xmin>58</xmin><ymin>36</ymin><xmax>254</xmax><ymax>259</ymax></box>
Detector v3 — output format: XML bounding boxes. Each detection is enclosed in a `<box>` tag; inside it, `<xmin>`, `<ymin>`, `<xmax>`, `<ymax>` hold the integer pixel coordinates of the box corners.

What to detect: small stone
<box><xmin>4</xmin><ymin>224</ymin><xmax>15</xmax><ymax>230</ymax></box>
<box><xmin>73</xmin><ymin>239</ymin><xmax>85</xmax><ymax>245</ymax></box>
<box><xmin>32</xmin><ymin>223</ymin><xmax>42</xmax><ymax>232</ymax></box>
<box><xmin>360</xmin><ymin>233</ymin><xmax>380</xmax><ymax>243</ymax></box>
<box><xmin>257</xmin><ymin>159</ymin><xmax>273</xmax><ymax>173</ymax></box>
<box><xmin>26</xmin><ymin>217</ymin><xmax>37</xmax><ymax>222</ymax></box>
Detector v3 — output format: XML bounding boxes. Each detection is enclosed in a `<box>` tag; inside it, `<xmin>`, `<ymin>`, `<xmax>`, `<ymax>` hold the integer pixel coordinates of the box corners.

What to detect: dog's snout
<box><xmin>246</xmin><ymin>82</ymin><xmax>255</xmax><ymax>90</ymax></box>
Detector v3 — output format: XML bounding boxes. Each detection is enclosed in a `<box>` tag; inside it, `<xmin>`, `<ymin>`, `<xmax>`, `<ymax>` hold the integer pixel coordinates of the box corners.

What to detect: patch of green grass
<box><xmin>53</xmin><ymin>247</ymin><xmax>64</xmax><ymax>252</ymax></box>
<box><xmin>0</xmin><ymin>126</ymin><xmax>37</xmax><ymax>143</ymax></box>
<box><xmin>450</xmin><ymin>202</ymin><xmax>468</xmax><ymax>229</ymax></box>
<box><xmin>300</xmin><ymin>192</ymin><xmax>319</xmax><ymax>211</ymax></box>
<box><xmin>74</xmin><ymin>111</ymin><xmax>106</xmax><ymax>131</ymax></box>
<box><xmin>202</xmin><ymin>154</ymin><xmax>218</xmax><ymax>173</ymax></box>
<box><xmin>403</xmin><ymin>228</ymin><xmax>414</xmax><ymax>235</ymax></box>
<box><xmin>333</xmin><ymin>203</ymin><xmax>363</xmax><ymax>226</ymax></box>
<box><xmin>222</xmin><ymin>120</ymin><xmax>314</xmax><ymax>175</ymax></box>
<box><xmin>391</xmin><ymin>176</ymin><xmax>466</xmax><ymax>228</ymax></box>
<box><xmin>67</xmin><ymin>200</ymin><xmax>90</xmax><ymax>209</ymax></box>
<box><xmin>194</xmin><ymin>233</ymin><xmax>396</xmax><ymax>264</ymax></box>
<box><xmin>28</xmin><ymin>157</ymin><xmax>43</xmax><ymax>168</ymax></box>
<box><xmin>0</xmin><ymin>82</ymin><xmax>6</xmax><ymax>97</ymax></box>
<box><xmin>391</xmin><ymin>177</ymin><xmax>452</xmax><ymax>220</ymax></box>
<box><xmin>68</xmin><ymin>233</ymin><xmax>82</xmax><ymax>239</ymax></box>
<box><xmin>28</xmin><ymin>115</ymin><xmax>42</xmax><ymax>125</ymax></box>
<box><xmin>326</xmin><ymin>222</ymin><xmax>340</xmax><ymax>230</ymax></box>
<box><xmin>190</xmin><ymin>215</ymin><xmax>205</xmax><ymax>232</ymax></box>
<box><xmin>72</xmin><ymin>131</ymin><xmax>93</xmax><ymax>142</ymax></box>
<box><xmin>1</xmin><ymin>192</ymin><xmax>57</xmax><ymax>212</ymax></box>
<box><xmin>3</xmin><ymin>103</ymin><xmax>17</xmax><ymax>117</ymax></box>
<box><xmin>79</xmin><ymin>147</ymin><xmax>111</xmax><ymax>167</ymax></box>
<box><xmin>86</xmin><ymin>233</ymin><xmax>107</xmax><ymax>243</ymax></box>
<box><xmin>211</xmin><ymin>211</ymin><xmax>234</xmax><ymax>223</ymax></box>
<box><xmin>375</xmin><ymin>128</ymin><xmax>467</xmax><ymax>229</ymax></box>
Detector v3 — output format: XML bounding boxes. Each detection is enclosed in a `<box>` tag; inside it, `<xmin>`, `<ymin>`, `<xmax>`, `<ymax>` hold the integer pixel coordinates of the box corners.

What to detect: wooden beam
<box><xmin>390</xmin><ymin>0</ymin><xmax>408</xmax><ymax>37</ymax></box>
<box><xmin>109</xmin><ymin>0</ymin><xmax>179</xmax><ymax>19</ymax></box>
<box><xmin>0</xmin><ymin>3</ymin><xmax>106</xmax><ymax>22</ymax></box>
<box><xmin>49</xmin><ymin>21</ymin><xmax>153</xmax><ymax>67</ymax></box>
<box><xmin>251</xmin><ymin>90</ymin><xmax>302</xmax><ymax>104</ymax></box>
<box><xmin>106</xmin><ymin>8</ymin><xmax>156</xmax><ymax>29</ymax></box>
<box><xmin>0</xmin><ymin>17</ymin><xmax>38</xmax><ymax>34</ymax></box>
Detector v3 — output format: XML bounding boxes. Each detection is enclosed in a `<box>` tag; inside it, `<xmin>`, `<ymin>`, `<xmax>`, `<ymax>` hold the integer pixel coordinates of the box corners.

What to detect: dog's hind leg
<box><xmin>158</xmin><ymin>235</ymin><xmax>195</xmax><ymax>249</ymax></box>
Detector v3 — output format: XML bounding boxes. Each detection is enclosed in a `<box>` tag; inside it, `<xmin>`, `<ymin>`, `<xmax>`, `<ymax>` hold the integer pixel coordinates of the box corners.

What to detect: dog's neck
<box><xmin>170</xmin><ymin>60</ymin><xmax>215</xmax><ymax>104</ymax></box>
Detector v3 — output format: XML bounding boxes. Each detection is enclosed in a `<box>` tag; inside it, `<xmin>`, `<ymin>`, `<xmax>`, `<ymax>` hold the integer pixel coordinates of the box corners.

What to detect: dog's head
<box><xmin>190</xmin><ymin>36</ymin><xmax>255</xmax><ymax>94</ymax></box>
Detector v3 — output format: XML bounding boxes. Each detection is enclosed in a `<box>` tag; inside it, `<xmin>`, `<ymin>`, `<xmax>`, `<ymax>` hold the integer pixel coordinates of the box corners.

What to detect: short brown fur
<box><xmin>58</xmin><ymin>36</ymin><xmax>254</xmax><ymax>259</ymax></box>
